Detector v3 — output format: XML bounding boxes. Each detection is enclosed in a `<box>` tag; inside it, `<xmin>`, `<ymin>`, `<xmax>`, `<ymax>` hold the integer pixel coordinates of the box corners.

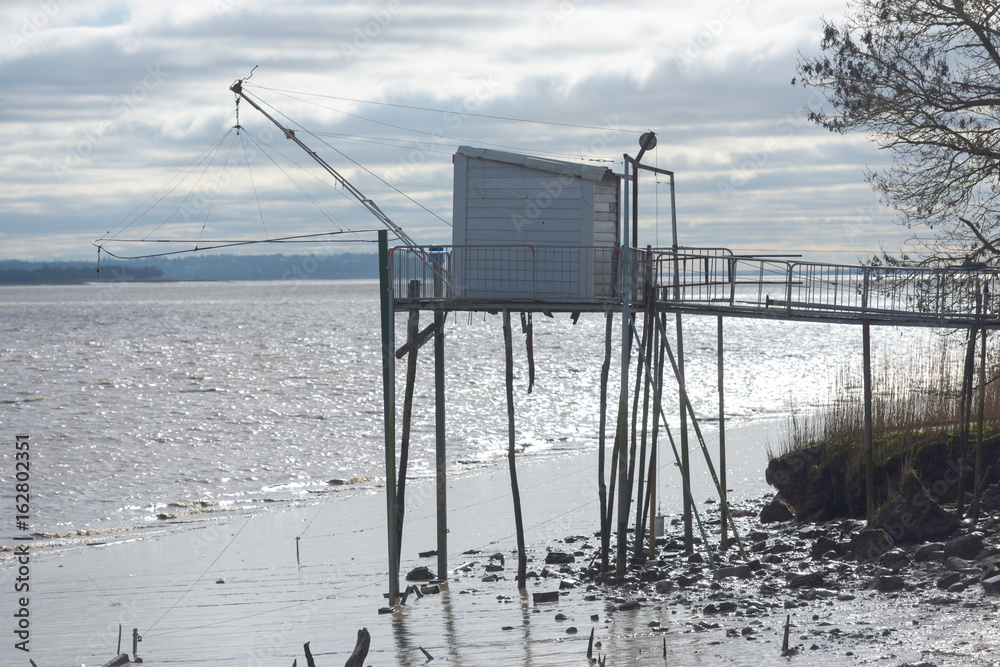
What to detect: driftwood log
<box><xmin>345</xmin><ymin>628</ymin><xmax>371</xmax><ymax>667</ymax></box>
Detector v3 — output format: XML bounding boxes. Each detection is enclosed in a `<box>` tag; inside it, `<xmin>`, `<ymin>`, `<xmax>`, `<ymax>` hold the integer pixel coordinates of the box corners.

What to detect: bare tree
<box><xmin>795</xmin><ymin>0</ymin><xmax>1000</xmax><ymax>265</ymax></box>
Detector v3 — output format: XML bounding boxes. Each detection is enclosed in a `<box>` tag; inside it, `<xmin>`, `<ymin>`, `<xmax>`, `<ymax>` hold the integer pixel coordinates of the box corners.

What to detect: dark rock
<box><xmin>765</xmin><ymin>444</ymin><xmax>853</xmax><ymax>521</ymax></box>
<box><xmin>873</xmin><ymin>473</ymin><xmax>959</xmax><ymax>544</ymax></box>
<box><xmin>944</xmin><ymin>534</ymin><xmax>985</xmax><ymax>560</ymax></box>
<box><xmin>484</xmin><ymin>563</ymin><xmax>504</xmax><ymax>572</ymax></box>
<box><xmin>765</xmin><ymin>542</ymin><xmax>796</xmax><ymax>555</ymax></box>
<box><xmin>545</xmin><ymin>551</ymin><xmax>575</xmax><ymax>565</ymax></box>
<box><xmin>688</xmin><ymin>552</ymin><xmax>705</xmax><ymax>564</ymax></box>
<box><xmin>874</xmin><ymin>574</ymin><xmax>905</xmax><ymax>592</ymax></box>
<box><xmin>788</xmin><ymin>572</ymin><xmax>825</xmax><ymax>588</ymax></box>
<box><xmin>937</xmin><ymin>572</ymin><xmax>961</xmax><ymax>589</ymax></box>
<box><xmin>945</xmin><ymin>556</ymin><xmax>976</xmax><ymax>573</ymax></box>
<box><xmin>532</xmin><ymin>591</ymin><xmax>559</xmax><ymax>604</ymax></box>
<box><xmin>982</xmin><ymin>574</ymin><xmax>1000</xmax><ymax>595</ymax></box>
<box><xmin>617</xmin><ymin>599</ymin><xmax>641</xmax><ymax>611</ymax></box>
<box><xmin>406</xmin><ymin>566</ymin><xmax>435</xmax><ymax>581</ymax></box>
<box><xmin>878</xmin><ymin>548</ymin><xmax>910</xmax><ymax>570</ymax></box>
<box><xmin>555</xmin><ymin>613</ymin><xmax>568</xmax><ymax>621</ymax></box>
<box><xmin>654</xmin><ymin>579</ymin><xmax>674</xmax><ymax>594</ymax></box>
<box><xmin>565</xmin><ymin>626</ymin><xmax>578</xmax><ymax>634</ymax></box>
<box><xmin>714</xmin><ymin>565</ymin><xmax>752</xmax><ymax>581</ymax></box>
<box><xmin>810</xmin><ymin>535</ymin><xmax>842</xmax><ymax>559</ymax></box>
<box><xmin>847</xmin><ymin>529</ymin><xmax>894</xmax><ymax>561</ymax></box>
<box><xmin>639</xmin><ymin>567</ymin><xmax>661</xmax><ymax>582</ymax></box>
<box><xmin>914</xmin><ymin>543</ymin><xmax>944</xmax><ymax>562</ymax></box>
<box><xmin>677</xmin><ymin>574</ymin><xmax>700</xmax><ymax>587</ymax></box>
<box><xmin>760</xmin><ymin>496</ymin><xmax>795</xmax><ymax>523</ymax></box>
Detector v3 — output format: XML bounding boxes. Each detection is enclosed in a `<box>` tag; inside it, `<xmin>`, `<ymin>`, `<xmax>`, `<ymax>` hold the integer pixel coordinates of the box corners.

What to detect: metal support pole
<box><xmin>718</xmin><ymin>316</ymin><xmax>728</xmax><ymax>550</ymax></box>
<box><xmin>667</xmin><ymin>171</ymin><xmax>691</xmax><ymax>550</ymax></box>
<box><xmin>378</xmin><ymin>230</ymin><xmax>399</xmax><ymax>604</ymax></box>
<box><xmin>433</xmin><ymin>252</ymin><xmax>448</xmax><ymax>580</ymax></box>
<box><xmin>863</xmin><ymin>319</ymin><xmax>875</xmax><ymax>525</ymax></box>
<box><xmin>616</xmin><ymin>156</ymin><xmax>632</xmax><ymax>580</ymax></box>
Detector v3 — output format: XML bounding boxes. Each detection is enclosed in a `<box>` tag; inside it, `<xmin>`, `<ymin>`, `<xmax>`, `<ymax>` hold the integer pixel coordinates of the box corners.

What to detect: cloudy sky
<box><xmin>0</xmin><ymin>0</ymin><xmax>907</xmax><ymax>263</ymax></box>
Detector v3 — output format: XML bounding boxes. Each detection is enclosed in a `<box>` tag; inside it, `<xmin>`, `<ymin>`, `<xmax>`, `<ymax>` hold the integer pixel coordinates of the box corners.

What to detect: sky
<box><xmin>0</xmin><ymin>0</ymin><xmax>909</xmax><ymax>264</ymax></box>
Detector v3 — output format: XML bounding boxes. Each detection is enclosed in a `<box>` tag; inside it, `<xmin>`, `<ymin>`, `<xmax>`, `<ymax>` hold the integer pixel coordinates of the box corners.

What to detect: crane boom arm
<box><xmin>229</xmin><ymin>79</ymin><xmax>417</xmax><ymax>249</ymax></box>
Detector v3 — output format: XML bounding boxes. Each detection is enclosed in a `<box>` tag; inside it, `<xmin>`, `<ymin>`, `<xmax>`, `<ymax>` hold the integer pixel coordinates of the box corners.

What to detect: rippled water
<box><xmin>0</xmin><ymin>280</ymin><xmax>927</xmax><ymax>538</ymax></box>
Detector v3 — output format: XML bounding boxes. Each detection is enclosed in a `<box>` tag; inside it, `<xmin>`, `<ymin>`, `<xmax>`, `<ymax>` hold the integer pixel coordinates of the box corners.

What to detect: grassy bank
<box><xmin>767</xmin><ymin>330</ymin><xmax>1000</xmax><ymax>519</ymax></box>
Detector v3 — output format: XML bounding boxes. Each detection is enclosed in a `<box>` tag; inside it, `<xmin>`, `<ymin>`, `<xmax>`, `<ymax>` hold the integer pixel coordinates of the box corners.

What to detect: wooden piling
<box><xmin>973</xmin><ymin>285</ymin><xmax>987</xmax><ymax>521</ymax></box>
<box><xmin>377</xmin><ymin>230</ymin><xmax>400</xmax><ymax>604</ymax></box>
<box><xmin>617</xmin><ymin>155</ymin><xmax>631</xmax><ymax>581</ymax></box>
<box><xmin>677</xmin><ymin>312</ymin><xmax>691</xmax><ymax>551</ymax></box>
<box><xmin>503</xmin><ymin>311</ymin><xmax>527</xmax><ymax>589</ymax></box>
<box><xmin>718</xmin><ymin>316</ymin><xmax>728</xmax><ymax>550</ymax></box>
<box><xmin>396</xmin><ymin>279</ymin><xmax>421</xmax><ymax>566</ymax></box>
<box><xmin>634</xmin><ymin>254</ymin><xmax>655</xmax><ymax>559</ymax></box>
<box><xmin>648</xmin><ymin>312</ymin><xmax>666</xmax><ymax>558</ymax></box>
<box><xmin>863</xmin><ymin>320</ymin><xmax>874</xmax><ymax>525</ymax></box>
<box><xmin>598</xmin><ymin>311</ymin><xmax>614</xmax><ymax>572</ymax></box>
<box><xmin>433</xmin><ymin>254</ymin><xmax>448</xmax><ymax>581</ymax></box>
<box><xmin>958</xmin><ymin>319</ymin><xmax>978</xmax><ymax>516</ymax></box>
<box><xmin>521</xmin><ymin>311</ymin><xmax>535</xmax><ymax>394</ymax></box>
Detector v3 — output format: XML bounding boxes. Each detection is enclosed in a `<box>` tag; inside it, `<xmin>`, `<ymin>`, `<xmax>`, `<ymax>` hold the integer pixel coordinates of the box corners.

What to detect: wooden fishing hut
<box><xmin>377</xmin><ymin>140</ymin><xmax>728</xmax><ymax>604</ymax></box>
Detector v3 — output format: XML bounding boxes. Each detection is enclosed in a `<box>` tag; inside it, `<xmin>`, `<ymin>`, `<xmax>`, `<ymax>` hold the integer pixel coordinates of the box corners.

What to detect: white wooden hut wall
<box><xmin>452</xmin><ymin>146</ymin><xmax>619</xmax><ymax>301</ymax></box>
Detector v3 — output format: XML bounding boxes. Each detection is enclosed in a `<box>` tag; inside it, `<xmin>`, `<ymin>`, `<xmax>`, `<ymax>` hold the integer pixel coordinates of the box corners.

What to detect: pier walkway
<box><xmin>391</xmin><ymin>245</ymin><xmax>999</xmax><ymax>328</ymax></box>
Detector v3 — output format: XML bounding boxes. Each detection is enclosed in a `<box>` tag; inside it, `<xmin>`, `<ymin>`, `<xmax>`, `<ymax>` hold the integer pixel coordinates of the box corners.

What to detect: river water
<box><xmin>0</xmin><ymin>279</ymin><xmax>928</xmax><ymax>541</ymax></box>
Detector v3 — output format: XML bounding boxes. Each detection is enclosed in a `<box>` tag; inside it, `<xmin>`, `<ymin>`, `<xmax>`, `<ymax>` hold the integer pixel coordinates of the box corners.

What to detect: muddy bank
<box><xmin>7</xmin><ymin>420</ymin><xmax>1000</xmax><ymax>666</ymax></box>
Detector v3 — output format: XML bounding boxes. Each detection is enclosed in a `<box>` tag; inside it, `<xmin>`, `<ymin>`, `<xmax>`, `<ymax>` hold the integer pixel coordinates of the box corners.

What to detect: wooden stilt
<box><xmin>396</xmin><ymin>280</ymin><xmax>420</xmax><ymax>566</ymax></box>
<box><xmin>634</xmin><ymin>255</ymin><xmax>655</xmax><ymax>560</ymax></box>
<box><xmin>862</xmin><ymin>319</ymin><xmax>874</xmax><ymax>525</ymax></box>
<box><xmin>958</xmin><ymin>318</ymin><xmax>978</xmax><ymax>517</ymax></box>
<box><xmin>648</xmin><ymin>312</ymin><xmax>666</xmax><ymax>559</ymax></box>
<box><xmin>520</xmin><ymin>311</ymin><xmax>535</xmax><ymax>394</ymax></box>
<box><xmin>616</xmin><ymin>156</ymin><xmax>632</xmax><ymax>582</ymax></box>
<box><xmin>503</xmin><ymin>310</ymin><xmax>527</xmax><ymax>589</ymax></box>
<box><xmin>677</xmin><ymin>312</ymin><xmax>692</xmax><ymax>551</ymax></box>
<box><xmin>718</xmin><ymin>315</ymin><xmax>728</xmax><ymax>550</ymax></box>
<box><xmin>433</xmin><ymin>254</ymin><xmax>448</xmax><ymax>581</ymax></box>
<box><xmin>377</xmin><ymin>230</ymin><xmax>399</xmax><ymax>604</ymax></box>
<box><xmin>598</xmin><ymin>311</ymin><xmax>614</xmax><ymax>572</ymax></box>
<box><xmin>973</xmin><ymin>284</ymin><xmax>988</xmax><ymax>521</ymax></box>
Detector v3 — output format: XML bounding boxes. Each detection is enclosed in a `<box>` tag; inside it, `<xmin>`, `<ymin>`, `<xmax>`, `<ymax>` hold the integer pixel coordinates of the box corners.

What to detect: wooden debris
<box><xmin>345</xmin><ymin>628</ymin><xmax>371</xmax><ymax>667</ymax></box>
<box><xmin>99</xmin><ymin>654</ymin><xmax>129</xmax><ymax>667</ymax></box>
<box><xmin>419</xmin><ymin>646</ymin><xmax>435</xmax><ymax>661</ymax></box>
<box><xmin>303</xmin><ymin>641</ymin><xmax>316</xmax><ymax>667</ymax></box>
<box><xmin>532</xmin><ymin>591</ymin><xmax>559</xmax><ymax>604</ymax></box>
<box><xmin>587</xmin><ymin>627</ymin><xmax>595</xmax><ymax>658</ymax></box>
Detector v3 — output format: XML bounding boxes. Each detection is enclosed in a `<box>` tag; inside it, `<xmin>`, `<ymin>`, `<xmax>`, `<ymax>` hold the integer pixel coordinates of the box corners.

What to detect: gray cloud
<box><xmin>0</xmin><ymin>0</ymin><xmax>903</xmax><ymax>262</ymax></box>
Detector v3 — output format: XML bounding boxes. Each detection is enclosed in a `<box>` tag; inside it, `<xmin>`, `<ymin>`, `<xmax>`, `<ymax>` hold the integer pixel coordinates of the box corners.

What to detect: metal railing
<box><xmin>647</xmin><ymin>250</ymin><xmax>1000</xmax><ymax>326</ymax></box>
<box><xmin>392</xmin><ymin>245</ymin><xmax>621</xmax><ymax>304</ymax></box>
<box><xmin>393</xmin><ymin>245</ymin><xmax>1000</xmax><ymax>326</ymax></box>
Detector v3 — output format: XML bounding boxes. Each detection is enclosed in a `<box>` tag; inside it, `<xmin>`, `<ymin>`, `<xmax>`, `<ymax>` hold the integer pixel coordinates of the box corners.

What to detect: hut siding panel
<box><xmin>453</xmin><ymin>149</ymin><xmax>619</xmax><ymax>299</ymax></box>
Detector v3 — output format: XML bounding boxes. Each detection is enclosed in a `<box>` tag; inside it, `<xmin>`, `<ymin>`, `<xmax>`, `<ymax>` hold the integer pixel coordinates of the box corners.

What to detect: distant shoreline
<box><xmin>0</xmin><ymin>252</ymin><xmax>379</xmax><ymax>284</ymax></box>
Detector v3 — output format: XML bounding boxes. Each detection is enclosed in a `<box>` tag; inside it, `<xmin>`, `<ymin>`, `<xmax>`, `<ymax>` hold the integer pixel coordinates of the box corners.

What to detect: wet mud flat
<box><xmin>4</xmin><ymin>421</ymin><xmax>1000</xmax><ymax>666</ymax></box>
